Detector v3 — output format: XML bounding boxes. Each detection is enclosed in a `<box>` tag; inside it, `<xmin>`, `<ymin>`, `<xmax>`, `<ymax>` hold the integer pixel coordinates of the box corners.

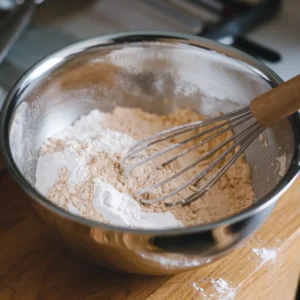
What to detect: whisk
<box><xmin>122</xmin><ymin>75</ymin><xmax>300</xmax><ymax>206</ymax></box>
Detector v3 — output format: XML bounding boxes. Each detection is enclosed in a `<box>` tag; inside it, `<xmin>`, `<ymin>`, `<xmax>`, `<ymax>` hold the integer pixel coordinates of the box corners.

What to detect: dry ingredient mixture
<box><xmin>35</xmin><ymin>107</ymin><xmax>254</xmax><ymax>229</ymax></box>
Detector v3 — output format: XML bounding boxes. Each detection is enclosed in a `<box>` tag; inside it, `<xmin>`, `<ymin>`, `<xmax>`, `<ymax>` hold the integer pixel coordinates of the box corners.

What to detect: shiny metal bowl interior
<box><xmin>1</xmin><ymin>32</ymin><xmax>299</xmax><ymax>274</ymax></box>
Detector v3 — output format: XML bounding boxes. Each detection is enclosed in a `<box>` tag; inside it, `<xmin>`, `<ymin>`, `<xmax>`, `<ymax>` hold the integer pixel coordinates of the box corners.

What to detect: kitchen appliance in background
<box><xmin>1</xmin><ymin>0</ymin><xmax>298</xmax><ymax>109</ymax></box>
<box><xmin>146</xmin><ymin>0</ymin><xmax>282</xmax><ymax>62</ymax></box>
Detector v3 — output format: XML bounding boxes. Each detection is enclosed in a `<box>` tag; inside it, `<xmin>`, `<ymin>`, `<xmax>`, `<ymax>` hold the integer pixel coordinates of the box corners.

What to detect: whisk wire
<box><xmin>140</xmin><ymin>122</ymin><xmax>262</xmax><ymax>204</ymax></box>
<box><xmin>161</xmin><ymin>113</ymin><xmax>254</xmax><ymax>168</ymax></box>
<box><xmin>124</xmin><ymin>112</ymin><xmax>253</xmax><ymax>175</ymax></box>
<box><xmin>139</xmin><ymin>121</ymin><xmax>258</xmax><ymax>198</ymax></box>
<box><xmin>122</xmin><ymin>106</ymin><xmax>251</xmax><ymax>165</ymax></box>
<box><xmin>122</xmin><ymin>75</ymin><xmax>300</xmax><ymax>206</ymax></box>
<box><xmin>166</xmin><ymin>125</ymin><xmax>265</xmax><ymax>206</ymax></box>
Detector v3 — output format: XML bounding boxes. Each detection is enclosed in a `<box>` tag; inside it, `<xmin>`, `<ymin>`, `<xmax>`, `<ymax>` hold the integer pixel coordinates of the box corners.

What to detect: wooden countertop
<box><xmin>0</xmin><ymin>158</ymin><xmax>299</xmax><ymax>300</ymax></box>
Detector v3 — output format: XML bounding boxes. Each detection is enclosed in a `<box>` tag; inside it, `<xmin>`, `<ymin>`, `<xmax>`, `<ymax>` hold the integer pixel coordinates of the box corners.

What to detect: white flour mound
<box><xmin>93</xmin><ymin>178</ymin><xmax>181</xmax><ymax>228</ymax></box>
<box><xmin>252</xmin><ymin>248</ymin><xmax>277</xmax><ymax>263</ymax></box>
<box><xmin>35</xmin><ymin>109</ymin><xmax>183</xmax><ymax>229</ymax></box>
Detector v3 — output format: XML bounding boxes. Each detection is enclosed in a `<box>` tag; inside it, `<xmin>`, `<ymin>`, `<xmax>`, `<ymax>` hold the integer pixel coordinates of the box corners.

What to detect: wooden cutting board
<box><xmin>0</xmin><ymin>157</ymin><xmax>299</xmax><ymax>300</ymax></box>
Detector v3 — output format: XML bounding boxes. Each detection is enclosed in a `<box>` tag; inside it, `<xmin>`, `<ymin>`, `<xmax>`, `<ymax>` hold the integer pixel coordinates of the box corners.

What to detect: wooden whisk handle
<box><xmin>250</xmin><ymin>74</ymin><xmax>300</xmax><ymax>127</ymax></box>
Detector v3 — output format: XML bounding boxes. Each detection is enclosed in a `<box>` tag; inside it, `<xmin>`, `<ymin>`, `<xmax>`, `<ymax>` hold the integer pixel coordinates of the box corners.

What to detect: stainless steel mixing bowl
<box><xmin>1</xmin><ymin>32</ymin><xmax>299</xmax><ymax>275</ymax></box>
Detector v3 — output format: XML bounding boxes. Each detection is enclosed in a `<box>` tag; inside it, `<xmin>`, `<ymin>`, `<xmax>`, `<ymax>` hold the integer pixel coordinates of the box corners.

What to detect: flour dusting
<box><xmin>192</xmin><ymin>277</ymin><xmax>236</xmax><ymax>300</ymax></box>
<box><xmin>252</xmin><ymin>248</ymin><xmax>277</xmax><ymax>263</ymax></box>
<box><xmin>210</xmin><ymin>278</ymin><xmax>236</xmax><ymax>300</ymax></box>
<box><xmin>192</xmin><ymin>282</ymin><xmax>204</xmax><ymax>293</ymax></box>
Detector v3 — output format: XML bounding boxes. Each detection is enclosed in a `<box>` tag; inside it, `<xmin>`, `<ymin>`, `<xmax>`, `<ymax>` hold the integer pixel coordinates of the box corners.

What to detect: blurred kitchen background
<box><xmin>0</xmin><ymin>0</ymin><xmax>300</xmax><ymax>108</ymax></box>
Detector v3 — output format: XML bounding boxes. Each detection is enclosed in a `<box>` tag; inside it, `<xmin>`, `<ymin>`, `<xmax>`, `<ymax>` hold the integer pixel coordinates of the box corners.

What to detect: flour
<box><xmin>139</xmin><ymin>253</ymin><xmax>211</xmax><ymax>269</ymax></box>
<box><xmin>35</xmin><ymin>147</ymin><xmax>87</xmax><ymax>195</ymax></box>
<box><xmin>252</xmin><ymin>248</ymin><xmax>277</xmax><ymax>263</ymax></box>
<box><xmin>192</xmin><ymin>277</ymin><xmax>236</xmax><ymax>300</ymax></box>
<box><xmin>210</xmin><ymin>278</ymin><xmax>236</xmax><ymax>300</ymax></box>
<box><xmin>35</xmin><ymin>112</ymin><xmax>182</xmax><ymax>228</ymax></box>
<box><xmin>93</xmin><ymin>178</ymin><xmax>182</xmax><ymax>228</ymax></box>
<box><xmin>35</xmin><ymin>107</ymin><xmax>255</xmax><ymax>229</ymax></box>
<box><xmin>192</xmin><ymin>282</ymin><xmax>204</xmax><ymax>293</ymax></box>
<box><xmin>192</xmin><ymin>245</ymin><xmax>278</xmax><ymax>299</ymax></box>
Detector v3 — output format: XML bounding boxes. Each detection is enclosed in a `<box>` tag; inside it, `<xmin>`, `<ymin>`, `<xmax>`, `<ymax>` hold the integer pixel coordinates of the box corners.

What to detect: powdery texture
<box><xmin>252</xmin><ymin>248</ymin><xmax>277</xmax><ymax>263</ymax></box>
<box><xmin>192</xmin><ymin>278</ymin><xmax>236</xmax><ymax>300</ymax></box>
<box><xmin>192</xmin><ymin>246</ymin><xmax>278</xmax><ymax>299</ymax></box>
<box><xmin>210</xmin><ymin>278</ymin><xmax>236</xmax><ymax>300</ymax></box>
<box><xmin>36</xmin><ymin>107</ymin><xmax>254</xmax><ymax>228</ymax></box>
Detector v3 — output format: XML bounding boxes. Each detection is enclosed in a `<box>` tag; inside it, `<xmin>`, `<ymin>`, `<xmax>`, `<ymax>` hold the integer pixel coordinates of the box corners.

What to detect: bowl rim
<box><xmin>1</xmin><ymin>31</ymin><xmax>300</xmax><ymax>235</ymax></box>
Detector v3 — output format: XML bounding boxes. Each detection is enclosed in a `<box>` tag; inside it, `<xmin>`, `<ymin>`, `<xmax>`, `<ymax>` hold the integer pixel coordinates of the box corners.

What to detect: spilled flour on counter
<box><xmin>252</xmin><ymin>247</ymin><xmax>277</xmax><ymax>263</ymax></box>
<box><xmin>192</xmin><ymin>245</ymin><xmax>278</xmax><ymax>299</ymax></box>
<box><xmin>210</xmin><ymin>278</ymin><xmax>236</xmax><ymax>300</ymax></box>
<box><xmin>35</xmin><ymin>107</ymin><xmax>254</xmax><ymax>229</ymax></box>
<box><xmin>192</xmin><ymin>282</ymin><xmax>204</xmax><ymax>293</ymax></box>
<box><xmin>192</xmin><ymin>277</ymin><xmax>236</xmax><ymax>300</ymax></box>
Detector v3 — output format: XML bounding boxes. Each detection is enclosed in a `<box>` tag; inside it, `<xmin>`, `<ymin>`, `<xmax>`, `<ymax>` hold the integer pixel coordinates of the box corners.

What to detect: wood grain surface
<box><xmin>0</xmin><ymin>156</ymin><xmax>299</xmax><ymax>300</ymax></box>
